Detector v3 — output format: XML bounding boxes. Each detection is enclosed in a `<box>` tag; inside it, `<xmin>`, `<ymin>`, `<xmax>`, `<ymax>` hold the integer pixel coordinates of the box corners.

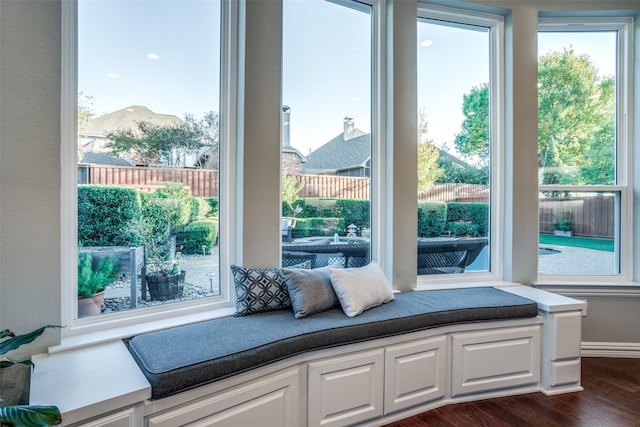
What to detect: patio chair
<box><xmin>282</xmin><ymin>251</ymin><xmax>317</xmax><ymax>269</ymax></box>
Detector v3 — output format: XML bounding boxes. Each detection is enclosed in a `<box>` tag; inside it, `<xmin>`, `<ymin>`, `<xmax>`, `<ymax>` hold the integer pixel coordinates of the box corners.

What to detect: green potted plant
<box><xmin>0</xmin><ymin>325</ymin><xmax>62</xmax><ymax>426</ymax></box>
<box><xmin>552</xmin><ymin>211</ymin><xmax>573</xmax><ymax>237</ymax></box>
<box><xmin>77</xmin><ymin>252</ymin><xmax>119</xmax><ymax>317</ymax></box>
<box><xmin>138</xmin><ymin>216</ymin><xmax>185</xmax><ymax>302</ymax></box>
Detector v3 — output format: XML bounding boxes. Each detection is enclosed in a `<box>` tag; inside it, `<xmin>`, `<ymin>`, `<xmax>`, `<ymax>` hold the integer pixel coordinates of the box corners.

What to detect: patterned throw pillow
<box><xmin>231</xmin><ymin>261</ymin><xmax>311</xmax><ymax>316</ymax></box>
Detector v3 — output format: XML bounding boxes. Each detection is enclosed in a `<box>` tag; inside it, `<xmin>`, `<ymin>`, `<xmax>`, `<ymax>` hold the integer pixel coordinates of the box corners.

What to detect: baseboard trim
<box><xmin>582</xmin><ymin>341</ymin><xmax>640</xmax><ymax>358</ymax></box>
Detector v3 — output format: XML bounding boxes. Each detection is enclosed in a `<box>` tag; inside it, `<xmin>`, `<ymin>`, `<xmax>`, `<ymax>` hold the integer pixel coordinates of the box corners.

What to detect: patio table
<box><xmin>282</xmin><ymin>237</ymin><xmax>488</xmax><ymax>274</ymax></box>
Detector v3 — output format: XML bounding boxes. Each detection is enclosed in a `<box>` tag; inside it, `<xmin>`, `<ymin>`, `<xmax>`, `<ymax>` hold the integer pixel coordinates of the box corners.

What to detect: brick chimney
<box><xmin>343</xmin><ymin>117</ymin><xmax>355</xmax><ymax>141</ymax></box>
<box><xmin>282</xmin><ymin>105</ymin><xmax>291</xmax><ymax>147</ymax></box>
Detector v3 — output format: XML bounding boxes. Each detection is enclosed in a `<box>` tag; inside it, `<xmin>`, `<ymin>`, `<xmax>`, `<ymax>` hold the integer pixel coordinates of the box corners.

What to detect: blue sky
<box><xmin>79</xmin><ymin>0</ymin><xmax>616</xmax><ymax>157</ymax></box>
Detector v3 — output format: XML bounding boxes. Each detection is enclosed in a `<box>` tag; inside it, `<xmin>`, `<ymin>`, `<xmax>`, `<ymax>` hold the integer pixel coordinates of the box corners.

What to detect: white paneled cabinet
<box><xmin>384</xmin><ymin>336</ymin><xmax>446</xmax><ymax>413</ymax></box>
<box><xmin>451</xmin><ymin>326</ymin><xmax>541</xmax><ymax>397</ymax></box>
<box><xmin>146</xmin><ymin>368</ymin><xmax>301</xmax><ymax>427</ymax></box>
<box><xmin>308</xmin><ymin>349</ymin><xmax>384</xmax><ymax>427</ymax></box>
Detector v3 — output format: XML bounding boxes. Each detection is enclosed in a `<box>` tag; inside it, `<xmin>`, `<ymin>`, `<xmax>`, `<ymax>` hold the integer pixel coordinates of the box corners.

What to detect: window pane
<box><xmin>538</xmin><ymin>29</ymin><xmax>620</xmax><ymax>276</ymax></box>
<box><xmin>538</xmin><ymin>31</ymin><xmax>617</xmax><ymax>186</ymax></box>
<box><xmin>281</xmin><ymin>0</ymin><xmax>372</xmax><ymax>269</ymax></box>
<box><xmin>416</xmin><ymin>17</ymin><xmax>491</xmax><ymax>276</ymax></box>
<box><xmin>77</xmin><ymin>0</ymin><xmax>221</xmax><ymax>317</ymax></box>
<box><xmin>539</xmin><ymin>191</ymin><xmax>619</xmax><ymax>275</ymax></box>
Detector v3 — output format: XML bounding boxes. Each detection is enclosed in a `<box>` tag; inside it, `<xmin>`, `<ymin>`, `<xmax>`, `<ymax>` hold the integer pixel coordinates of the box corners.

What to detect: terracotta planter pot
<box><xmin>78</xmin><ymin>290</ymin><xmax>105</xmax><ymax>317</ymax></box>
<box><xmin>146</xmin><ymin>270</ymin><xmax>186</xmax><ymax>301</ymax></box>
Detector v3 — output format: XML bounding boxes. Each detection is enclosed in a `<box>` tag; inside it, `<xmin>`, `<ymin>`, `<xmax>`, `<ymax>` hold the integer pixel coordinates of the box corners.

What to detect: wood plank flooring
<box><xmin>382</xmin><ymin>357</ymin><xmax>640</xmax><ymax>427</ymax></box>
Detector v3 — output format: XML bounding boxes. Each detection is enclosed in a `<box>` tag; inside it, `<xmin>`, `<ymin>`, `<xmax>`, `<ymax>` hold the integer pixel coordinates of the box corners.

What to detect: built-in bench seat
<box><xmin>128</xmin><ymin>287</ymin><xmax>538</xmax><ymax>400</ymax></box>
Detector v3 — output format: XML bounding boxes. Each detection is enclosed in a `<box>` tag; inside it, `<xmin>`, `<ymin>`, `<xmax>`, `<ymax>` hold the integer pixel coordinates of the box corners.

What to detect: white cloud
<box><xmin>107</xmin><ymin>73</ymin><xmax>119</xmax><ymax>79</ymax></box>
<box><xmin>147</xmin><ymin>53</ymin><xmax>160</xmax><ymax>60</ymax></box>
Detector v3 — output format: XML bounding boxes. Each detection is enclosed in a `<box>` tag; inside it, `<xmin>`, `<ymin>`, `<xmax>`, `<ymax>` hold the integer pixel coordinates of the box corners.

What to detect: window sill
<box><xmin>533</xmin><ymin>281</ymin><xmax>640</xmax><ymax>298</ymax></box>
<box><xmin>53</xmin><ymin>303</ymin><xmax>236</xmax><ymax>354</ymax></box>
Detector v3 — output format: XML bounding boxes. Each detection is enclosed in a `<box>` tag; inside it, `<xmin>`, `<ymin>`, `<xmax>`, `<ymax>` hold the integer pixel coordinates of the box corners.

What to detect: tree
<box><xmin>454</xmin><ymin>49</ymin><xmax>615</xmax><ymax>185</ymax></box>
<box><xmin>454</xmin><ymin>82</ymin><xmax>490</xmax><ymax>167</ymax></box>
<box><xmin>538</xmin><ymin>48</ymin><xmax>615</xmax><ymax>185</ymax></box>
<box><xmin>417</xmin><ymin>109</ymin><xmax>442</xmax><ymax>193</ymax></box>
<box><xmin>105</xmin><ymin>112</ymin><xmax>219</xmax><ymax>167</ymax></box>
<box><xmin>281</xmin><ymin>172</ymin><xmax>305</xmax><ymax>217</ymax></box>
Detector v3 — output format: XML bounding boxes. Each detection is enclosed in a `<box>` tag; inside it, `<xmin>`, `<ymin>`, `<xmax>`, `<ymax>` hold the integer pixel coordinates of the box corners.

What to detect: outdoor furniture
<box><xmin>417</xmin><ymin>237</ymin><xmax>488</xmax><ymax>274</ymax></box>
<box><xmin>282</xmin><ymin>237</ymin><xmax>488</xmax><ymax>274</ymax></box>
<box><xmin>281</xmin><ymin>219</ymin><xmax>295</xmax><ymax>242</ymax></box>
<box><xmin>282</xmin><ymin>251</ymin><xmax>317</xmax><ymax>268</ymax></box>
<box><xmin>282</xmin><ymin>240</ymin><xmax>369</xmax><ymax>268</ymax></box>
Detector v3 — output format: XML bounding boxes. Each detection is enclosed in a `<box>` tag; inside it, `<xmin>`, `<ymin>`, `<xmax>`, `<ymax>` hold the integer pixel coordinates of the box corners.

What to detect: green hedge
<box><xmin>178</xmin><ymin>219</ymin><xmax>219</xmax><ymax>254</ymax></box>
<box><xmin>294</xmin><ymin>198</ymin><xmax>369</xmax><ymax>233</ymax></box>
<box><xmin>78</xmin><ymin>185</ymin><xmax>142</xmax><ymax>246</ymax></box>
<box><xmin>417</xmin><ymin>201</ymin><xmax>447</xmax><ymax>237</ymax></box>
<box><xmin>446</xmin><ymin>202</ymin><xmax>488</xmax><ymax>236</ymax></box>
<box><xmin>190</xmin><ymin>197</ymin><xmax>212</xmax><ymax>222</ymax></box>
<box><xmin>291</xmin><ymin>217</ymin><xmax>345</xmax><ymax>239</ymax></box>
<box><xmin>204</xmin><ymin>197</ymin><xmax>219</xmax><ymax>217</ymax></box>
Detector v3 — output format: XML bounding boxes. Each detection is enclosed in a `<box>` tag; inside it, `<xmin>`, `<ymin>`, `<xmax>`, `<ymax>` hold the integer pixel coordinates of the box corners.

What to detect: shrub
<box><xmin>190</xmin><ymin>197</ymin><xmax>212</xmax><ymax>222</ymax></box>
<box><xmin>334</xmin><ymin>199</ymin><xmax>370</xmax><ymax>230</ymax></box>
<box><xmin>445</xmin><ymin>220</ymin><xmax>479</xmax><ymax>237</ymax></box>
<box><xmin>418</xmin><ymin>201</ymin><xmax>447</xmax><ymax>237</ymax></box>
<box><xmin>446</xmin><ymin>202</ymin><xmax>488</xmax><ymax>236</ymax></box>
<box><xmin>291</xmin><ymin>217</ymin><xmax>345</xmax><ymax>239</ymax></box>
<box><xmin>203</xmin><ymin>197</ymin><xmax>219</xmax><ymax>216</ymax></box>
<box><xmin>78</xmin><ymin>185</ymin><xmax>142</xmax><ymax>246</ymax></box>
<box><xmin>179</xmin><ymin>219</ymin><xmax>219</xmax><ymax>254</ymax></box>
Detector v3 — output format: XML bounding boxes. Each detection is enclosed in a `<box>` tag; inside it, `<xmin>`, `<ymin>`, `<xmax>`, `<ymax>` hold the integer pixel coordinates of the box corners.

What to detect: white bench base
<box><xmin>31</xmin><ymin>285</ymin><xmax>586</xmax><ymax>426</ymax></box>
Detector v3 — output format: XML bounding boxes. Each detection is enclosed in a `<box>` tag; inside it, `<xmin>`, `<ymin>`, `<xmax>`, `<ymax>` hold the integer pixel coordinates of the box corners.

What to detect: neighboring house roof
<box><xmin>82</xmin><ymin>105</ymin><xmax>183</xmax><ymax>138</ymax></box>
<box><xmin>80</xmin><ymin>151</ymin><xmax>133</xmax><ymax>166</ymax></box>
<box><xmin>282</xmin><ymin>145</ymin><xmax>307</xmax><ymax>163</ymax></box>
<box><xmin>303</xmin><ymin>130</ymin><xmax>370</xmax><ymax>174</ymax></box>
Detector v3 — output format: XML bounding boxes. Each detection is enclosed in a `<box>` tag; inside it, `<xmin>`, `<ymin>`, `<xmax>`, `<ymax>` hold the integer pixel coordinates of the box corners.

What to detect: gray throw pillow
<box><xmin>231</xmin><ymin>261</ymin><xmax>311</xmax><ymax>316</ymax></box>
<box><xmin>282</xmin><ymin>267</ymin><xmax>339</xmax><ymax>319</ymax></box>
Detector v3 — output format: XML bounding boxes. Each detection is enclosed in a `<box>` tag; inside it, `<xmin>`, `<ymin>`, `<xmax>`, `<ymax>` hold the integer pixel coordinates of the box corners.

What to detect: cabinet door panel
<box><xmin>308</xmin><ymin>349</ymin><xmax>384</xmax><ymax>427</ymax></box>
<box><xmin>452</xmin><ymin>326</ymin><xmax>541</xmax><ymax>397</ymax></box>
<box><xmin>385</xmin><ymin>336</ymin><xmax>446</xmax><ymax>413</ymax></box>
<box><xmin>147</xmin><ymin>368</ymin><xmax>300</xmax><ymax>427</ymax></box>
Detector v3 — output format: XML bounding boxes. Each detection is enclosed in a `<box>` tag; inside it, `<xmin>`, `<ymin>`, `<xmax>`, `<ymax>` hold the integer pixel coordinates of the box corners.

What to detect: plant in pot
<box><xmin>552</xmin><ymin>211</ymin><xmax>573</xmax><ymax>237</ymax></box>
<box><xmin>77</xmin><ymin>252</ymin><xmax>119</xmax><ymax>317</ymax></box>
<box><xmin>139</xmin><ymin>214</ymin><xmax>185</xmax><ymax>302</ymax></box>
<box><xmin>0</xmin><ymin>325</ymin><xmax>62</xmax><ymax>426</ymax></box>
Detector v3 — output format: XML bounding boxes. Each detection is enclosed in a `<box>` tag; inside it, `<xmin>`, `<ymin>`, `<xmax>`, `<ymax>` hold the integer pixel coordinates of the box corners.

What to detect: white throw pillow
<box><xmin>329</xmin><ymin>262</ymin><xmax>394</xmax><ymax>317</ymax></box>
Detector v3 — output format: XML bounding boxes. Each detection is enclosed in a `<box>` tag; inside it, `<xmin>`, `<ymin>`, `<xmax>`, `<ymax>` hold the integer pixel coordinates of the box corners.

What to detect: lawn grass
<box><xmin>539</xmin><ymin>234</ymin><xmax>614</xmax><ymax>252</ymax></box>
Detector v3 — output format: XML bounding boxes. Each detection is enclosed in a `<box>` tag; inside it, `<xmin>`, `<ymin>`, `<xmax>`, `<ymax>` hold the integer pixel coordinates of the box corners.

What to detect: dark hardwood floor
<box><xmin>383</xmin><ymin>357</ymin><xmax>640</xmax><ymax>427</ymax></box>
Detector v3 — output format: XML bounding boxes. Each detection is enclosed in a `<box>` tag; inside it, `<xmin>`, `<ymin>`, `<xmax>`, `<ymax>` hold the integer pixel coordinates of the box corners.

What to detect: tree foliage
<box><xmin>454</xmin><ymin>82</ymin><xmax>490</xmax><ymax>166</ymax></box>
<box><xmin>538</xmin><ymin>48</ymin><xmax>615</xmax><ymax>185</ymax></box>
<box><xmin>453</xmin><ymin>49</ymin><xmax>615</xmax><ymax>186</ymax></box>
<box><xmin>105</xmin><ymin>111</ymin><xmax>219</xmax><ymax>167</ymax></box>
<box><xmin>417</xmin><ymin>110</ymin><xmax>442</xmax><ymax>193</ymax></box>
<box><xmin>282</xmin><ymin>173</ymin><xmax>305</xmax><ymax>217</ymax></box>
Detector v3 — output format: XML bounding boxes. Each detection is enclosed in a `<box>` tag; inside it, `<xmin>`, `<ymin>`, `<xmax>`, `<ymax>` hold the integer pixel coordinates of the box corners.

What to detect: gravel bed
<box><xmin>102</xmin><ymin>254</ymin><xmax>218</xmax><ymax>314</ymax></box>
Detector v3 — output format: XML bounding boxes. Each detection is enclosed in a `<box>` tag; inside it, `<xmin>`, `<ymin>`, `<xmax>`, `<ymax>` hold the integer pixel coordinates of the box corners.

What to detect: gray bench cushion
<box><xmin>128</xmin><ymin>288</ymin><xmax>538</xmax><ymax>399</ymax></box>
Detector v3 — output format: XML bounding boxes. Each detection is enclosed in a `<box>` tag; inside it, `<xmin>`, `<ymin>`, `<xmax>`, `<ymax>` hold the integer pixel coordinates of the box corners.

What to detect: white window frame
<box><xmin>59</xmin><ymin>0</ymin><xmax>238</xmax><ymax>350</ymax></box>
<box><xmin>415</xmin><ymin>4</ymin><xmax>504</xmax><ymax>288</ymax></box>
<box><xmin>536</xmin><ymin>17</ymin><xmax>634</xmax><ymax>284</ymax></box>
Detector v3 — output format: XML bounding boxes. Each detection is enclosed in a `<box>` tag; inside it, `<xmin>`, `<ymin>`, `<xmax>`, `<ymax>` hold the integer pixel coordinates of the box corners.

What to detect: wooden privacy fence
<box><xmin>539</xmin><ymin>195</ymin><xmax>615</xmax><ymax>239</ymax></box>
<box><xmin>79</xmin><ymin>165</ymin><xmax>489</xmax><ymax>202</ymax></box>
<box><xmin>79</xmin><ymin>164</ymin><xmax>219</xmax><ymax>198</ymax></box>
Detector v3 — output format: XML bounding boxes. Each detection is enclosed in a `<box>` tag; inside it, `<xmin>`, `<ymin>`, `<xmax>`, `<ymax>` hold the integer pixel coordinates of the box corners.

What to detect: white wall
<box><xmin>0</xmin><ymin>0</ymin><xmax>62</xmax><ymax>350</ymax></box>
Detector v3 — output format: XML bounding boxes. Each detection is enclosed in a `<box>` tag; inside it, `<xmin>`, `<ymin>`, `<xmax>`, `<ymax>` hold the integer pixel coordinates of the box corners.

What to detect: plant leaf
<box><xmin>0</xmin><ymin>359</ymin><xmax>33</xmax><ymax>368</ymax></box>
<box><xmin>0</xmin><ymin>326</ymin><xmax>62</xmax><ymax>356</ymax></box>
<box><xmin>0</xmin><ymin>405</ymin><xmax>62</xmax><ymax>426</ymax></box>
<box><xmin>0</xmin><ymin>330</ymin><xmax>16</xmax><ymax>339</ymax></box>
